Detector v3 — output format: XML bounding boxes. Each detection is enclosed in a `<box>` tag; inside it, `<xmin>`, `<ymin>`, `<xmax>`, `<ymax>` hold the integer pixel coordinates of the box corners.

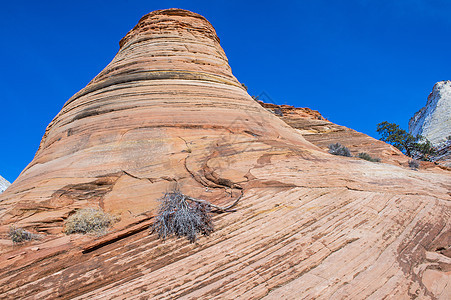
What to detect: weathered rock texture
<box><xmin>0</xmin><ymin>9</ymin><xmax>450</xmax><ymax>299</ymax></box>
<box><xmin>259</xmin><ymin>101</ymin><xmax>411</xmax><ymax>167</ymax></box>
<box><xmin>431</xmin><ymin>139</ymin><xmax>451</xmax><ymax>168</ymax></box>
<box><xmin>0</xmin><ymin>175</ymin><xmax>9</xmax><ymax>194</ymax></box>
<box><xmin>409</xmin><ymin>80</ymin><xmax>451</xmax><ymax>145</ymax></box>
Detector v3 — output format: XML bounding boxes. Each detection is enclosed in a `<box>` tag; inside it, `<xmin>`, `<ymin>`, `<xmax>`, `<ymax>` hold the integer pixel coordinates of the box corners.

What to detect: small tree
<box><xmin>376</xmin><ymin>121</ymin><xmax>435</xmax><ymax>160</ymax></box>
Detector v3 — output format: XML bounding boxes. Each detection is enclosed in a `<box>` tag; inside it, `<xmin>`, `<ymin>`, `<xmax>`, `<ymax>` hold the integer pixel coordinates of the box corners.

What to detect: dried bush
<box><xmin>274</xmin><ymin>108</ymin><xmax>284</xmax><ymax>117</ymax></box>
<box><xmin>357</xmin><ymin>152</ymin><xmax>381</xmax><ymax>162</ymax></box>
<box><xmin>408</xmin><ymin>159</ymin><xmax>419</xmax><ymax>170</ymax></box>
<box><xmin>65</xmin><ymin>208</ymin><xmax>116</xmax><ymax>235</ymax></box>
<box><xmin>328</xmin><ymin>143</ymin><xmax>351</xmax><ymax>157</ymax></box>
<box><xmin>8</xmin><ymin>226</ymin><xmax>40</xmax><ymax>243</ymax></box>
<box><xmin>152</xmin><ymin>190</ymin><xmax>214</xmax><ymax>243</ymax></box>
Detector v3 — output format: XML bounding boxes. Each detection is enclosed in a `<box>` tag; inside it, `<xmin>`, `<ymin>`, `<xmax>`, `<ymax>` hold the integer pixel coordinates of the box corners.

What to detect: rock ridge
<box><xmin>258</xmin><ymin>100</ymin><xmax>412</xmax><ymax>166</ymax></box>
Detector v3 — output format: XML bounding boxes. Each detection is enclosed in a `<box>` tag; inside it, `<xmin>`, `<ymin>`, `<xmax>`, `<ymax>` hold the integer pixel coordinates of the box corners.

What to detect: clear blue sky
<box><xmin>1</xmin><ymin>0</ymin><xmax>450</xmax><ymax>182</ymax></box>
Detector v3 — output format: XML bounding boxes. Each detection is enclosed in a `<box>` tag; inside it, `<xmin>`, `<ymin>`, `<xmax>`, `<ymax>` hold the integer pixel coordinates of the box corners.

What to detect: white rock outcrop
<box><xmin>0</xmin><ymin>175</ymin><xmax>10</xmax><ymax>193</ymax></box>
<box><xmin>409</xmin><ymin>80</ymin><xmax>451</xmax><ymax>145</ymax></box>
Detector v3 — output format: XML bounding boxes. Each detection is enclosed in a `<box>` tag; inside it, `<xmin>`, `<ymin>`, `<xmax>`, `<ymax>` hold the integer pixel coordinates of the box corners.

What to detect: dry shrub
<box><xmin>328</xmin><ymin>143</ymin><xmax>351</xmax><ymax>157</ymax></box>
<box><xmin>408</xmin><ymin>159</ymin><xmax>419</xmax><ymax>170</ymax></box>
<box><xmin>357</xmin><ymin>152</ymin><xmax>381</xmax><ymax>162</ymax></box>
<box><xmin>152</xmin><ymin>190</ymin><xmax>214</xmax><ymax>243</ymax></box>
<box><xmin>8</xmin><ymin>226</ymin><xmax>41</xmax><ymax>243</ymax></box>
<box><xmin>65</xmin><ymin>208</ymin><xmax>116</xmax><ymax>235</ymax></box>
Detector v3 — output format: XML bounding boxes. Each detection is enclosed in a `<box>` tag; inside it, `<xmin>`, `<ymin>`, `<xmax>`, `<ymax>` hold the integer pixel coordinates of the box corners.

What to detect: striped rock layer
<box><xmin>0</xmin><ymin>9</ymin><xmax>450</xmax><ymax>299</ymax></box>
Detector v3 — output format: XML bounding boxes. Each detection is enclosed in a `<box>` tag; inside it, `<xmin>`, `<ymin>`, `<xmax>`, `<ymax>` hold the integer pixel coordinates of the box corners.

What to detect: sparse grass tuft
<box><xmin>64</xmin><ymin>208</ymin><xmax>117</xmax><ymax>235</ymax></box>
<box><xmin>328</xmin><ymin>143</ymin><xmax>351</xmax><ymax>157</ymax></box>
<box><xmin>152</xmin><ymin>190</ymin><xmax>214</xmax><ymax>243</ymax></box>
<box><xmin>8</xmin><ymin>226</ymin><xmax>41</xmax><ymax>243</ymax></box>
<box><xmin>357</xmin><ymin>152</ymin><xmax>381</xmax><ymax>162</ymax></box>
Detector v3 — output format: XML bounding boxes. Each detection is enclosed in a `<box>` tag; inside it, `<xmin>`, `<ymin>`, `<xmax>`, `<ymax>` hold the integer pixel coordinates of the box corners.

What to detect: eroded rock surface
<box><xmin>259</xmin><ymin>101</ymin><xmax>411</xmax><ymax>167</ymax></box>
<box><xmin>409</xmin><ymin>80</ymin><xmax>451</xmax><ymax>145</ymax></box>
<box><xmin>0</xmin><ymin>9</ymin><xmax>450</xmax><ymax>299</ymax></box>
<box><xmin>0</xmin><ymin>175</ymin><xmax>10</xmax><ymax>194</ymax></box>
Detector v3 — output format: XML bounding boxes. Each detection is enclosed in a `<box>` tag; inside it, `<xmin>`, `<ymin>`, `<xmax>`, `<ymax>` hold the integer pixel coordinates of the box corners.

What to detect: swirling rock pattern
<box><xmin>0</xmin><ymin>9</ymin><xmax>450</xmax><ymax>299</ymax></box>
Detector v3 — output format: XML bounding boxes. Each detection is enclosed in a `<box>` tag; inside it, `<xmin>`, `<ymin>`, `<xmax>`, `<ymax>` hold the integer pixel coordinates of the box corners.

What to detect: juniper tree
<box><xmin>376</xmin><ymin>121</ymin><xmax>435</xmax><ymax>160</ymax></box>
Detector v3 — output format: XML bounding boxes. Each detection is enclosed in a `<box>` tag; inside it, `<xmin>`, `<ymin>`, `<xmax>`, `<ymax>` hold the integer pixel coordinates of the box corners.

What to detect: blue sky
<box><xmin>1</xmin><ymin>0</ymin><xmax>450</xmax><ymax>182</ymax></box>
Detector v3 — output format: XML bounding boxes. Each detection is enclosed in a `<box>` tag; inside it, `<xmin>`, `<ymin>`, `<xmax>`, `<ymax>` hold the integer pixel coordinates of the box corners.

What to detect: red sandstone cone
<box><xmin>0</xmin><ymin>8</ymin><xmax>313</xmax><ymax>232</ymax></box>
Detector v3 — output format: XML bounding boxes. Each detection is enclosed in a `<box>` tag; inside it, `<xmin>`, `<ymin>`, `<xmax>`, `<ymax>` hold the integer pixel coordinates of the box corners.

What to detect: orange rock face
<box><xmin>0</xmin><ymin>8</ymin><xmax>450</xmax><ymax>299</ymax></box>
<box><xmin>258</xmin><ymin>101</ymin><xmax>410</xmax><ymax>166</ymax></box>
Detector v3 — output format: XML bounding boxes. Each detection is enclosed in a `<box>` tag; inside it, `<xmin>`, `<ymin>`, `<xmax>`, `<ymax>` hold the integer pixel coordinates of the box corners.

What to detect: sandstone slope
<box><xmin>0</xmin><ymin>9</ymin><xmax>450</xmax><ymax>299</ymax></box>
<box><xmin>258</xmin><ymin>101</ymin><xmax>411</xmax><ymax>166</ymax></box>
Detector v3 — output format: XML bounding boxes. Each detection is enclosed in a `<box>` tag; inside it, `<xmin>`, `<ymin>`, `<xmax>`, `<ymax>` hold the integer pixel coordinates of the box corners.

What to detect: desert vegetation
<box><xmin>357</xmin><ymin>152</ymin><xmax>380</xmax><ymax>162</ymax></box>
<box><xmin>377</xmin><ymin>121</ymin><xmax>435</xmax><ymax>160</ymax></box>
<box><xmin>328</xmin><ymin>143</ymin><xmax>381</xmax><ymax>163</ymax></box>
<box><xmin>152</xmin><ymin>189</ymin><xmax>242</xmax><ymax>243</ymax></box>
<box><xmin>152</xmin><ymin>190</ymin><xmax>214</xmax><ymax>243</ymax></box>
<box><xmin>8</xmin><ymin>226</ymin><xmax>41</xmax><ymax>243</ymax></box>
<box><xmin>328</xmin><ymin>143</ymin><xmax>351</xmax><ymax>157</ymax></box>
<box><xmin>64</xmin><ymin>208</ymin><xmax>117</xmax><ymax>235</ymax></box>
<box><xmin>408</xmin><ymin>159</ymin><xmax>420</xmax><ymax>170</ymax></box>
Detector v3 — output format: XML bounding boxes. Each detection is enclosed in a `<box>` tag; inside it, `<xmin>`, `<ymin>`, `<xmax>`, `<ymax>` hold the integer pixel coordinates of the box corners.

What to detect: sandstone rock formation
<box><xmin>409</xmin><ymin>80</ymin><xmax>451</xmax><ymax>145</ymax></box>
<box><xmin>258</xmin><ymin>101</ymin><xmax>410</xmax><ymax>166</ymax></box>
<box><xmin>0</xmin><ymin>175</ymin><xmax>10</xmax><ymax>194</ymax></box>
<box><xmin>0</xmin><ymin>9</ymin><xmax>450</xmax><ymax>299</ymax></box>
<box><xmin>431</xmin><ymin>139</ymin><xmax>451</xmax><ymax>168</ymax></box>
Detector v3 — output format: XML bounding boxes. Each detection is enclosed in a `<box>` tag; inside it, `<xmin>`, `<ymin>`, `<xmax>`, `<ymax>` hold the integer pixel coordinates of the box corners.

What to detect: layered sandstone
<box><xmin>0</xmin><ymin>9</ymin><xmax>450</xmax><ymax>299</ymax></box>
<box><xmin>0</xmin><ymin>8</ymin><xmax>310</xmax><ymax>234</ymax></box>
<box><xmin>259</xmin><ymin>101</ymin><xmax>410</xmax><ymax>166</ymax></box>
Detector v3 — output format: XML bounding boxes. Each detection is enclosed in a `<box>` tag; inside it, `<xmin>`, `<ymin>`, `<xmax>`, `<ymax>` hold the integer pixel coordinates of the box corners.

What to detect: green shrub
<box><xmin>65</xmin><ymin>208</ymin><xmax>116</xmax><ymax>235</ymax></box>
<box><xmin>357</xmin><ymin>152</ymin><xmax>380</xmax><ymax>162</ymax></box>
<box><xmin>376</xmin><ymin>121</ymin><xmax>435</xmax><ymax>160</ymax></box>
<box><xmin>152</xmin><ymin>190</ymin><xmax>214</xmax><ymax>243</ymax></box>
<box><xmin>328</xmin><ymin>143</ymin><xmax>351</xmax><ymax>157</ymax></box>
<box><xmin>8</xmin><ymin>226</ymin><xmax>41</xmax><ymax>243</ymax></box>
